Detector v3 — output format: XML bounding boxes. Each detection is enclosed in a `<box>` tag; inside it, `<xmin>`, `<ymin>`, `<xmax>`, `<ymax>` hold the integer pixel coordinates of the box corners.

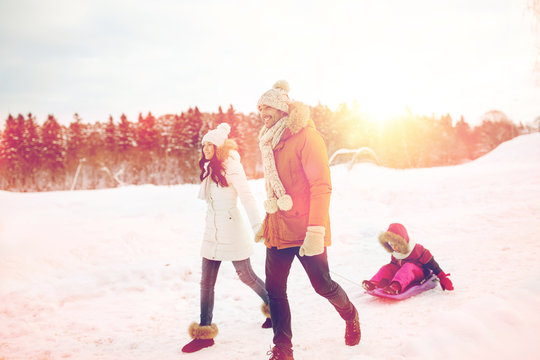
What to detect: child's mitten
<box><xmin>437</xmin><ymin>272</ymin><xmax>454</xmax><ymax>291</ymax></box>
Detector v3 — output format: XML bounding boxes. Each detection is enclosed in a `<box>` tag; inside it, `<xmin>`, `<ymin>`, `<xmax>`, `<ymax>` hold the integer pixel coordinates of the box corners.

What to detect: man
<box><xmin>255</xmin><ymin>81</ymin><xmax>361</xmax><ymax>360</ymax></box>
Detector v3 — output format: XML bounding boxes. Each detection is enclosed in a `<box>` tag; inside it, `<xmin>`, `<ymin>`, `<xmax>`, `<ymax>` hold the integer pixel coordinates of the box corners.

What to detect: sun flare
<box><xmin>349</xmin><ymin>98</ymin><xmax>410</xmax><ymax>126</ymax></box>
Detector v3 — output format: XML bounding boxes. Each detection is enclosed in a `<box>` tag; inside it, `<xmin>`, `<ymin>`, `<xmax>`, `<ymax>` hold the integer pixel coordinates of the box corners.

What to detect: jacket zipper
<box><xmin>209</xmin><ymin>192</ymin><xmax>218</xmax><ymax>259</ymax></box>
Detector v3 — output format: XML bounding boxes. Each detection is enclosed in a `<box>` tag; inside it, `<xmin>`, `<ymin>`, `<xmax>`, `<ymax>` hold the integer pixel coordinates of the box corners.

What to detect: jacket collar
<box><xmin>275</xmin><ymin>102</ymin><xmax>312</xmax><ymax>148</ymax></box>
<box><xmin>284</xmin><ymin>101</ymin><xmax>310</xmax><ymax>135</ymax></box>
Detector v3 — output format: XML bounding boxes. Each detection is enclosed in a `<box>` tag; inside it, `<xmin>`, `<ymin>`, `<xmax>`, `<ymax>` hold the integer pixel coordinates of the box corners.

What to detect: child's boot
<box><xmin>362</xmin><ymin>280</ymin><xmax>378</xmax><ymax>291</ymax></box>
<box><xmin>382</xmin><ymin>281</ymin><xmax>401</xmax><ymax>295</ymax></box>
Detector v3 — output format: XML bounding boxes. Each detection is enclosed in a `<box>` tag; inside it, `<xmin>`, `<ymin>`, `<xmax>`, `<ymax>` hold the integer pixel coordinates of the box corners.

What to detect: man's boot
<box><xmin>345</xmin><ymin>307</ymin><xmax>361</xmax><ymax>346</ymax></box>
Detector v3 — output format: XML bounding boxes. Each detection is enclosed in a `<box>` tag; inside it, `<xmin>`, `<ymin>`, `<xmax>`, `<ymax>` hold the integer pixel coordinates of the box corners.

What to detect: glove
<box><xmin>437</xmin><ymin>272</ymin><xmax>454</xmax><ymax>291</ymax></box>
<box><xmin>253</xmin><ymin>224</ymin><xmax>265</xmax><ymax>243</ymax></box>
<box><xmin>299</xmin><ymin>226</ymin><xmax>325</xmax><ymax>257</ymax></box>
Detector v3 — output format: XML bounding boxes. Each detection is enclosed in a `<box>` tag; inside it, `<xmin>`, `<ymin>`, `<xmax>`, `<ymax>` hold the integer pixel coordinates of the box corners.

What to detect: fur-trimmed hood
<box><xmin>378</xmin><ymin>223</ymin><xmax>416</xmax><ymax>259</ymax></box>
<box><xmin>283</xmin><ymin>101</ymin><xmax>312</xmax><ymax>135</ymax></box>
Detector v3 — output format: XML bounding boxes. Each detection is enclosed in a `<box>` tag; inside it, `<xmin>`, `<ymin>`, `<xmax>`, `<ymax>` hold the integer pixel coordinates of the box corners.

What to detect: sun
<box><xmin>349</xmin><ymin>98</ymin><xmax>410</xmax><ymax>127</ymax></box>
<box><xmin>341</xmin><ymin>76</ymin><xmax>413</xmax><ymax>126</ymax></box>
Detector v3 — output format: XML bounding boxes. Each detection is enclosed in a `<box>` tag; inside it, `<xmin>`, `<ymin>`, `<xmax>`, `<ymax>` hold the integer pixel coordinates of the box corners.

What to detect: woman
<box><xmin>182</xmin><ymin>123</ymin><xmax>271</xmax><ymax>354</ymax></box>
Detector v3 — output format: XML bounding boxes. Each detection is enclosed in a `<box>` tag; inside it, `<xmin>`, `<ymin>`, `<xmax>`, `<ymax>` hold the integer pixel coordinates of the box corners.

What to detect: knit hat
<box><xmin>257</xmin><ymin>80</ymin><xmax>291</xmax><ymax>114</ymax></box>
<box><xmin>378</xmin><ymin>223</ymin><xmax>411</xmax><ymax>254</ymax></box>
<box><xmin>201</xmin><ymin>123</ymin><xmax>231</xmax><ymax>147</ymax></box>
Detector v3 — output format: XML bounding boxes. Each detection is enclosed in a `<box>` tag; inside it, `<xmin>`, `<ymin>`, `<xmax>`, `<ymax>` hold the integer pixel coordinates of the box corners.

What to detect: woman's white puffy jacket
<box><xmin>200</xmin><ymin>150</ymin><xmax>261</xmax><ymax>261</ymax></box>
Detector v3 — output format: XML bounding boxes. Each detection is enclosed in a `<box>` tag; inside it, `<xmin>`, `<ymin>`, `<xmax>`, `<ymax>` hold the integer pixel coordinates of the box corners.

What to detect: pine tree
<box><xmin>117</xmin><ymin>113</ymin><xmax>134</xmax><ymax>154</ymax></box>
<box><xmin>169</xmin><ymin>114</ymin><xmax>186</xmax><ymax>154</ymax></box>
<box><xmin>187</xmin><ymin>107</ymin><xmax>203</xmax><ymax>150</ymax></box>
<box><xmin>217</xmin><ymin>106</ymin><xmax>226</xmax><ymax>124</ymax></box>
<box><xmin>85</xmin><ymin>122</ymin><xmax>108</xmax><ymax>188</ymax></box>
<box><xmin>97</xmin><ymin>116</ymin><xmax>122</xmax><ymax>186</ymax></box>
<box><xmin>235</xmin><ymin>111</ymin><xmax>261</xmax><ymax>177</ymax></box>
<box><xmin>330</xmin><ymin>103</ymin><xmax>354</xmax><ymax>155</ymax></box>
<box><xmin>0</xmin><ymin>114</ymin><xmax>24</xmax><ymax>188</ymax></box>
<box><xmin>226</xmin><ymin>105</ymin><xmax>239</xmax><ymax>138</ymax></box>
<box><xmin>66</xmin><ymin>113</ymin><xmax>85</xmax><ymax>173</ymax></box>
<box><xmin>134</xmin><ymin>112</ymin><xmax>160</xmax><ymax>184</ymax></box>
<box><xmin>105</xmin><ymin>115</ymin><xmax>117</xmax><ymax>153</ymax></box>
<box><xmin>21</xmin><ymin>113</ymin><xmax>41</xmax><ymax>189</ymax></box>
<box><xmin>455</xmin><ymin>116</ymin><xmax>474</xmax><ymax>161</ymax></box>
<box><xmin>180</xmin><ymin>107</ymin><xmax>204</xmax><ymax>182</ymax></box>
<box><xmin>434</xmin><ymin>113</ymin><xmax>455</xmax><ymax>165</ymax></box>
<box><xmin>166</xmin><ymin>113</ymin><xmax>189</xmax><ymax>183</ymax></box>
<box><xmin>41</xmin><ymin>114</ymin><xmax>66</xmax><ymax>188</ymax></box>
<box><xmin>311</xmin><ymin>102</ymin><xmax>334</xmax><ymax>146</ymax></box>
<box><xmin>137</xmin><ymin>112</ymin><xmax>159</xmax><ymax>152</ymax></box>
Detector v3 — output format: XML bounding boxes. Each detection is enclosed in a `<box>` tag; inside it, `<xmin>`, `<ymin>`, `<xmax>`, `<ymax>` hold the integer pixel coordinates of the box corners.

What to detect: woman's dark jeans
<box><xmin>200</xmin><ymin>257</ymin><xmax>269</xmax><ymax>325</ymax></box>
<box><xmin>265</xmin><ymin>246</ymin><xmax>356</xmax><ymax>354</ymax></box>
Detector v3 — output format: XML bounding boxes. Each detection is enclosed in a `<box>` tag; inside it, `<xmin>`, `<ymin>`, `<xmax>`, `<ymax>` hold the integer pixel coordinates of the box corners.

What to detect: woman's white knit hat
<box><xmin>201</xmin><ymin>123</ymin><xmax>231</xmax><ymax>147</ymax></box>
<box><xmin>257</xmin><ymin>80</ymin><xmax>291</xmax><ymax>114</ymax></box>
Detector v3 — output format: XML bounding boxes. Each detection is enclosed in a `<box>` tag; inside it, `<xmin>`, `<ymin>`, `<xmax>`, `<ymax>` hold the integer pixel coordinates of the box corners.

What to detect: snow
<box><xmin>1</xmin><ymin>133</ymin><xmax>540</xmax><ymax>360</ymax></box>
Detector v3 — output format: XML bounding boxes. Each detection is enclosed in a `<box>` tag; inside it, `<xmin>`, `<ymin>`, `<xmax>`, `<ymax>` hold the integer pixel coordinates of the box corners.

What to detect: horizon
<box><xmin>0</xmin><ymin>103</ymin><xmax>533</xmax><ymax>129</ymax></box>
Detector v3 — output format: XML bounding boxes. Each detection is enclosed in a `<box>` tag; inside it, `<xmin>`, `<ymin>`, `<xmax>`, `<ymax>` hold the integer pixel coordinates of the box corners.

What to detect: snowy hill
<box><xmin>471</xmin><ymin>132</ymin><xmax>540</xmax><ymax>164</ymax></box>
<box><xmin>1</xmin><ymin>133</ymin><xmax>539</xmax><ymax>360</ymax></box>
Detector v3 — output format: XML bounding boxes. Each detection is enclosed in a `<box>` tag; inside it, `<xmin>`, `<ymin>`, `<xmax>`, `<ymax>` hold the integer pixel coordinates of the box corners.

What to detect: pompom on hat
<box><xmin>201</xmin><ymin>123</ymin><xmax>231</xmax><ymax>147</ymax></box>
<box><xmin>257</xmin><ymin>80</ymin><xmax>291</xmax><ymax>114</ymax></box>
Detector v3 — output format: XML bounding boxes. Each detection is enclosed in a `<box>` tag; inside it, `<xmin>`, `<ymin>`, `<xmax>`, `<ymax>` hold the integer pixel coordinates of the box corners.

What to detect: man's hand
<box><xmin>299</xmin><ymin>226</ymin><xmax>325</xmax><ymax>256</ymax></box>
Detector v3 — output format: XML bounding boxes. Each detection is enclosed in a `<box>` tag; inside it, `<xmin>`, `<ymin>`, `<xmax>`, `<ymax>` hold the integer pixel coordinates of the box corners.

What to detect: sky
<box><xmin>0</xmin><ymin>0</ymin><xmax>539</xmax><ymax>126</ymax></box>
<box><xmin>1</xmin><ymin>133</ymin><xmax>539</xmax><ymax>359</ymax></box>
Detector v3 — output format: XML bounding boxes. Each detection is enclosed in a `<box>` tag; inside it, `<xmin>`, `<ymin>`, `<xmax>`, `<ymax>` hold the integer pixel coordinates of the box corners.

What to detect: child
<box><xmin>363</xmin><ymin>223</ymin><xmax>454</xmax><ymax>295</ymax></box>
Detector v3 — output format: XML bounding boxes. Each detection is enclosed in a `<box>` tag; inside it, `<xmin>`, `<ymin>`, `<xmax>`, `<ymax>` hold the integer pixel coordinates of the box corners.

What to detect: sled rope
<box><xmin>329</xmin><ymin>270</ymin><xmax>362</xmax><ymax>287</ymax></box>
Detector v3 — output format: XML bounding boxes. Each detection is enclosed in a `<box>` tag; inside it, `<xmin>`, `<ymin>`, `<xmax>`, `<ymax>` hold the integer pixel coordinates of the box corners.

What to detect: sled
<box><xmin>365</xmin><ymin>274</ymin><xmax>438</xmax><ymax>300</ymax></box>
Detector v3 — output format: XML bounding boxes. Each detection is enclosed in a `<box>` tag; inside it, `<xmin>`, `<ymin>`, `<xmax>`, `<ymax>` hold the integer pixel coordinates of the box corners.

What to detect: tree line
<box><xmin>0</xmin><ymin>104</ymin><xmax>536</xmax><ymax>192</ymax></box>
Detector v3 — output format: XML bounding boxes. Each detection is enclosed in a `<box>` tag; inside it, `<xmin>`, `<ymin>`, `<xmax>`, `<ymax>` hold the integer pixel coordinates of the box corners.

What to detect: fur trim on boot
<box><xmin>182</xmin><ymin>323</ymin><xmax>218</xmax><ymax>353</ymax></box>
<box><xmin>261</xmin><ymin>303</ymin><xmax>271</xmax><ymax>318</ymax></box>
<box><xmin>188</xmin><ymin>322</ymin><xmax>218</xmax><ymax>340</ymax></box>
<box><xmin>261</xmin><ymin>303</ymin><xmax>272</xmax><ymax>328</ymax></box>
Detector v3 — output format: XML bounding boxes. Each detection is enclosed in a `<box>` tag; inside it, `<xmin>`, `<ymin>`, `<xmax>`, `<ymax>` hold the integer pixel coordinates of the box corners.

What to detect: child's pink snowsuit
<box><xmin>371</xmin><ymin>223</ymin><xmax>442</xmax><ymax>291</ymax></box>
